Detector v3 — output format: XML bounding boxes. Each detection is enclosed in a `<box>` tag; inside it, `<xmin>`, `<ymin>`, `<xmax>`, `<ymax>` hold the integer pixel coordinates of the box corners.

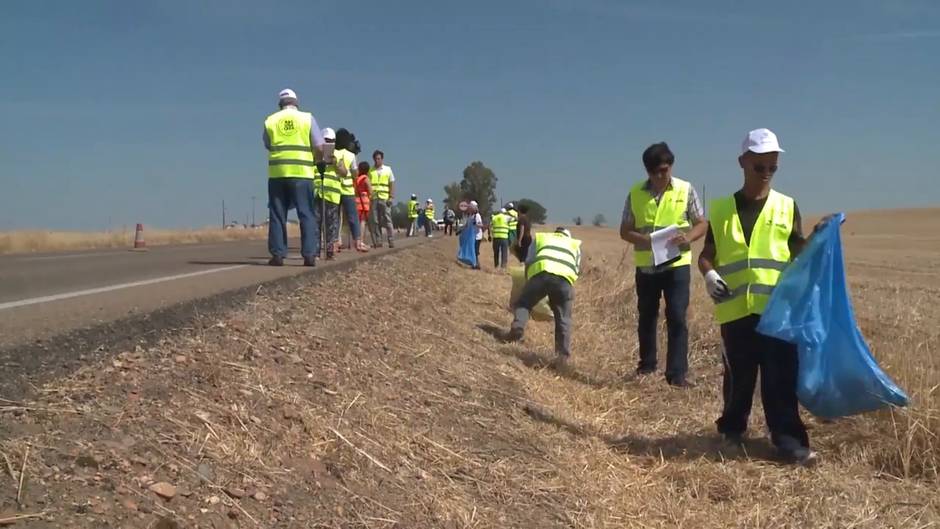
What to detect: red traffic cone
<box><xmin>132</xmin><ymin>223</ymin><xmax>148</xmax><ymax>251</ymax></box>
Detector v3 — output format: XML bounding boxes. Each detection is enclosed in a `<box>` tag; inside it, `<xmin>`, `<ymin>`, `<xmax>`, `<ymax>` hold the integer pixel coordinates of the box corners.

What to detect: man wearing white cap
<box><xmin>262</xmin><ymin>89</ymin><xmax>326</xmax><ymax>266</ymax></box>
<box><xmin>490</xmin><ymin>207</ymin><xmax>510</xmax><ymax>269</ymax></box>
<box><xmin>424</xmin><ymin>198</ymin><xmax>435</xmax><ymax>237</ymax></box>
<box><xmin>468</xmin><ymin>200</ymin><xmax>483</xmax><ymax>269</ymax></box>
<box><xmin>699</xmin><ymin>128</ymin><xmax>821</xmax><ymax>465</ymax></box>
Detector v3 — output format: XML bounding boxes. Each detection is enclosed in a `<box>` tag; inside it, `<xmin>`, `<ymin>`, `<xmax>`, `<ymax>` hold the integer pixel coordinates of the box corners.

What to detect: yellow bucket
<box><xmin>509</xmin><ymin>266</ymin><xmax>554</xmax><ymax>321</ymax></box>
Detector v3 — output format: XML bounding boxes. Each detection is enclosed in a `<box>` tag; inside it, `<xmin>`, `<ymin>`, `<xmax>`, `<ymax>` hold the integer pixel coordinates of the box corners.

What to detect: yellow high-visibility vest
<box><xmin>425</xmin><ymin>206</ymin><xmax>435</xmax><ymax>219</ymax></box>
<box><xmin>264</xmin><ymin>109</ymin><xmax>315</xmax><ymax>179</ymax></box>
<box><xmin>527</xmin><ymin>232</ymin><xmax>581</xmax><ymax>285</ymax></box>
<box><xmin>370</xmin><ymin>166</ymin><xmax>391</xmax><ymax>200</ymax></box>
<box><xmin>629</xmin><ymin>177</ymin><xmax>692</xmax><ymax>268</ymax></box>
<box><xmin>491</xmin><ymin>214</ymin><xmax>509</xmax><ymax>239</ymax></box>
<box><xmin>408</xmin><ymin>200</ymin><xmax>419</xmax><ymax>219</ymax></box>
<box><xmin>507</xmin><ymin>209</ymin><xmax>519</xmax><ymax>231</ymax></box>
<box><xmin>710</xmin><ymin>190</ymin><xmax>794</xmax><ymax>324</ymax></box>
<box><xmin>316</xmin><ymin>153</ymin><xmax>342</xmax><ymax>205</ymax></box>
<box><xmin>336</xmin><ymin>149</ymin><xmax>356</xmax><ymax>196</ymax></box>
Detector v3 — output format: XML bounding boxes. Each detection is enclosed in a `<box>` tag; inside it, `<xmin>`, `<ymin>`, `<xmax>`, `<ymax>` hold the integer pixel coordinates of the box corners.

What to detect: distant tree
<box><xmin>513</xmin><ymin>198</ymin><xmax>547</xmax><ymax>224</ymax></box>
<box><xmin>459</xmin><ymin>161</ymin><xmax>497</xmax><ymax>219</ymax></box>
<box><xmin>592</xmin><ymin>213</ymin><xmax>607</xmax><ymax>227</ymax></box>
<box><xmin>443</xmin><ymin>182</ymin><xmax>463</xmax><ymax>211</ymax></box>
<box><xmin>573</xmin><ymin>216</ymin><xmax>583</xmax><ymax>226</ymax></box>
<box><xmin>391</xmin><ymin>201</ymin><xmax>410</xmax><ymax>229</ymax></box>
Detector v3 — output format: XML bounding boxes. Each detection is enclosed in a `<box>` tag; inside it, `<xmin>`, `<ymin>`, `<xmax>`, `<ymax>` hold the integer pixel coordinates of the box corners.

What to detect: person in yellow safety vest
<box><xmin>699</xmin><ymin>128</ymin><xmax>832</xmax><ymax>466</ymax></box>
<box><xmin>620</xmin><ymin>142</ymin><xmax>707</xmax><ymax>387</ymax></box>
<box><xmin>314</xmin><ymin>127</ymin><xmax>344</xmax><ymax>260</ymax></box>
<box><xmin>424</xmin><ymin>198</ymin><xmax>436</xmax><ymax>238</ymax></box>
<box><xmin>335</xmin><ymin>128</ymin><xmax>366</xmax><ymax>252</ymax></box>
<box><xmin>407</xmin><ymin>194</ymin><xmax>420</xmax><ymax>237</ymax></box>
<box><xmin>262</xmin><ymin>88</ymin><xmax>326</xmax><ymax>267</ymax></box>
<box><xmin>369</xmin><ymin>150</ymin><xmax>396</xmax><ymax>248</ymax></box>
<box><xmin>507</xmin><ymin>227</ymin><xmax>582</xmax><ymax>370</ymax></box>
<box><xmin>505</xmin><ymin>202</ymin><xmax>519</xmax><ymax>244</ymax></box>
<box><xmin>490</xmin><ymin>208</ymin><xmax>510</xmax><ymax>269</ymax></box>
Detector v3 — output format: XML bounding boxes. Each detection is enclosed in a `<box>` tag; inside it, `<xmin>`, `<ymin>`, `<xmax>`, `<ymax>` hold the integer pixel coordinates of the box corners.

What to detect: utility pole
<box><xmin>251</xmin><ymin>196</ymin><xmax>256</xmax><ymax>227</ymax></box>
<box><xmin>222</xmin><ymin>200</ymin><xmax>226</xmax><ymax>228</ymax></box>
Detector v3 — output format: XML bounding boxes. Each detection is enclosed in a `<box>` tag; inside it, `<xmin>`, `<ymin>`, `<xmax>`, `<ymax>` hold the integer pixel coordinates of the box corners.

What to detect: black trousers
<box><xmin>635</xmin><ymin>265</ymin><xmax>689</xmax><ymax>382</ymax></box>
<box><xmin>717</xmin><ymin>314</ymin><xmax>809</xmax><ymax>448</ymax></box>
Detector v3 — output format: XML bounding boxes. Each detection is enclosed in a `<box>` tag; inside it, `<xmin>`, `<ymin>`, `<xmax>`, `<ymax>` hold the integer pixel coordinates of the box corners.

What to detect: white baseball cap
<box><xmin>499</xmin><ymin>208</ymin><xmax>506</xmax><ymax>213</ymax></box>
<box><xmin>426</xmin><ymin>198</ymin><xmax>433</xmax><ymax>203</ymax></box>
<box><xmin>322</xmin><ymin>127</ymin><xmax>336</xmax><ymax>140</ymax></box>
<box><xmin>278</xmin><ymin>88</ymin><xmax>297</xmax><ymax>100</ymax></box>
<box><xmin>742</xmin><ymin>128</ymin><xmax>784</xmax><ymax>155</ymax></box>
<box><xmin>506</xmin><ymin>202</ymin><xmax>514</xmax><ymax>208</ymax></box>
<box><xmin>469</xmin><ymin>200</ymin><xmax>479</xmax><ymax>208</ymax></box>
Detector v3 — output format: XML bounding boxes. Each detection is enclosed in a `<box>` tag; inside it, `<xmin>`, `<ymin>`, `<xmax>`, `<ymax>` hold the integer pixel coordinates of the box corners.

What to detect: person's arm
<box><xmin>619</xmin><ymin>193</ymin><xmax>651</xmax><ymax>246</ymax></box>
<box><xmin>788</xmin><ymin>202</ymin><xmax>807</xmax><ymax>257</ymax></box>
<box><xmin>671</xmin><ymin>185</ymin><xmax>708</xmax><ymax>245</ymax></box>
<box><xmin>387</xmin><ymin>168</ymin><xmax>395</xmax><ymax>202</ymax></box>
<box><xmin>263</xmin><ymin>128</ymin><xmax>271</xmax><ymax>151</ymax></box>
<box><xmin>309</xmin><ymin>114</ymin><xmax>325</xmax><ymax>150</ymax></box>
<box><xmin>698</xmin><ymin>225</ymin><xmax>717</xmax><ymax>276</ymax></box>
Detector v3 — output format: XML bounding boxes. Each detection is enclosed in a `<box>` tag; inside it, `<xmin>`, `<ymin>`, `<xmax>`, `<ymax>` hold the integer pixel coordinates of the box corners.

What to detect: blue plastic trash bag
<box><xmin>457</xmin><ymin>223</ymin><xmax>478</xmax><ymax>267</ymax></box>
<box><xmin>757</xmin><ymin>212</ymin><xmax>909</xmax><ymax>418</ymax></box>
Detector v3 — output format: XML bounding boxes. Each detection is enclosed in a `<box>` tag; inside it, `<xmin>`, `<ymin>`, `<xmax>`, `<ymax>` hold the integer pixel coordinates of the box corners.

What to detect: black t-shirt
<box><xmin>517</xmin><ymin>214</ymin><xmax>532</xmax><ymax>245</ymax></box>
<box><xmin>705</xmin><ymin>191</ymin><xmax>804</xmax><ymax>250</ymax></box>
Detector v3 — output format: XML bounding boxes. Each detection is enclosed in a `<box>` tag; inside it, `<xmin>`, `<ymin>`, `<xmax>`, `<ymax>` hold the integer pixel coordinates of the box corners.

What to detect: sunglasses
<box><xmin>752</xmin><ymin>164</ymin><xmax>778</xmax><ymax>174</ymax></box>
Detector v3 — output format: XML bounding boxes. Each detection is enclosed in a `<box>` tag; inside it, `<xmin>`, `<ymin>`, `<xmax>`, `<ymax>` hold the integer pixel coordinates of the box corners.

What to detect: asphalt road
<box><xmin>0</xmin><ymin>236</ymin><xmax>424</xmax><ymax>350</ymax></box>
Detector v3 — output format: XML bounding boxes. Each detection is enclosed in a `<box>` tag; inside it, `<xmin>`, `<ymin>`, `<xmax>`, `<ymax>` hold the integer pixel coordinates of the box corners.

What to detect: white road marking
<box><xmin>15</xmin><ymin>251</ymin><xmax>128</xmax><ymax>262</ymax></box>
<box><xmin>0</xmin><ymin>265</ymin><xmax>248</xmax><ymax>311</ymax></box>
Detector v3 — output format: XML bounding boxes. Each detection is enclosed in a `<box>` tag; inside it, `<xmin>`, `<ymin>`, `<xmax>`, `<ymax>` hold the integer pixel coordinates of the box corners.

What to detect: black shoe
<box><xmin>303</xmin><ymin>256</ymin><xmax>316</xmax><ymax>267</ymax></box>
<box><xmin>635</xmin><ymin>367</ymin><xmax>656</xmax><ymax>376</ymax></box>
<box><xmin>721</xmin><ymin>432</ymin><xmax>746</xmax><ymax>448</ymax></box>
<box><xmin>667</xmin><ymin>378</ymin><xmax>696</xmax><ymax>388</ymax></box>
<box><xmin>506</xmin><ymin>328</ymin><xmax>524</xmax><ymax>343</ymax></box>
<box><xmin>388</xmin><ymin>241</ymin><xmax>395</xmax><ymax>248</ymax></box>
<box><xmin>550</xmin><ymin>355</ymin><xmax>571</xmax><ymax>373</ymax></box>
<box><xmin>777</xmin><ymin>436</ymin><xmax>819</xmax><ymax>467</ymax></box>
<box><xmin>268</xmin><ymin>256</ymin><xmax>284</xmax><ymax>267</ymax></box>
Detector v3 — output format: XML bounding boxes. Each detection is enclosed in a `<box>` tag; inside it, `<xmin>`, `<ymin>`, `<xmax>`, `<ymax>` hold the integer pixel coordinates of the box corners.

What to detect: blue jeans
<box><xmin>340</xmin><ymin>195</ymin><xmax>361</xmax><ymax>240</ymax></box>
<box><xmin>268</xmin><ymin>178</ymin><xmax>318</xmax><ymax>259</ymax></box>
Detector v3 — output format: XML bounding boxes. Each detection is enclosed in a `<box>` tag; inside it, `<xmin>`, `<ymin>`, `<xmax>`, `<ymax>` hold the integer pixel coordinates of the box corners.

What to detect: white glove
<box><xmin>705</xmin><ymin>270</ymin><xmax>731</xmax><ymax>302</ymax></box>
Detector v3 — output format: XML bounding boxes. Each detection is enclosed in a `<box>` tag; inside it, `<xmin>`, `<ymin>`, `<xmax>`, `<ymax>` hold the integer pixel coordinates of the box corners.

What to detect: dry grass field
<box><xmin>0</xmin><ymin>208</ymin><xmax>937</xmax><ymax>528</ymax></box>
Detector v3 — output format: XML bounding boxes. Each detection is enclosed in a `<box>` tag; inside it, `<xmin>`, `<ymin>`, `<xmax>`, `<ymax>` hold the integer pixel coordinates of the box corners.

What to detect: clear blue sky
<box><xmin>2</xmin><ymin>0</ymin><xmax>938</xmax><ymax>230</ymax></box>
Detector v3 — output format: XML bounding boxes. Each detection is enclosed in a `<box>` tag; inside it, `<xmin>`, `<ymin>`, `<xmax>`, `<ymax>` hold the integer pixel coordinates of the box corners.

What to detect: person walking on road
<box><xmin>699</xmin><ymin>128</ymin><xmax>823</xmax><ymax>466</ymax></box>
<box><xmin>314</xmin><ymin>127</ymin><xmax>343</xmax><ymax>260</ymax></box>
<box><xmin>407</xmin><ymin>194</ymin><xmax>420</xmax><ymax>237</ymax></box>
<box><xmin>263</xmin><ymin>88</ymin><xmax>325</xmax><ymax>267</ymax></box>
<box><xmin>513</xmin><ymin>203</ymin><xmax>532</xmax><ymax>262</ymax></box>
<box><xmin>490</xmin><ymin>208</ymin><xmax>510</xmax><ymax>269</ymax></box>
<box><xmin>505</xmin><ymin>202</ymin><xmax>519</xmax><ymax>245</ymax></box>
<box><xmin>443</xmin><ymin>205</ymin><xmax>456</xmax><ymax>236</ymax></box>
<box><xmin>620</xmin><ymin>142</ymin><xmax>707</xmax><ymax>387</ymax></box>
<box><xmin>334</xmin><ymin>128</ymin><xmax>362</xmax><ymax>253</ymax></box>
<box><xmin>424</xmin><ymin>198</ymin><xmax>436</xmax><ymax>237</ymax></box>
<box><xmin>467</xmin><ymin>201</ymin><xmax>483</xmax><ymax>270</ymax></box>
<box><xmin>507</xmin><ymin>227</ymin><xmax>582</xmax><ymax>369</ymax></box>
<box><xmin>369</xmin><ymin>150</ymin><xmax>396</xmax><ymax>248</ymax></box>
<box><xmin>354</xmin><ymin>161</ymin><xmax>374</xmax><ymax>251</ymax></box>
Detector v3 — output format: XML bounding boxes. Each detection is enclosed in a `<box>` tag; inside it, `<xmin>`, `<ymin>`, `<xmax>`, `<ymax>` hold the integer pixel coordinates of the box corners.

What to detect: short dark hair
<box><xmin>278</xmin><ymin>98</ymin><xmax>297</xmax><ymax>109</ymax></box>
<box><xmin>357</xmin><ymin>161</ymin><xmax>370</xmax><ymax>174</ymax></box>
<box><xmin>642</xmin><ymin>142</ymin><xmax>675</xmax><ymax>172</ymax></box>
<box><xmin>372</xmin><ymin>150</ymin><xmax>384</xmax><ymax>159</ymax></box>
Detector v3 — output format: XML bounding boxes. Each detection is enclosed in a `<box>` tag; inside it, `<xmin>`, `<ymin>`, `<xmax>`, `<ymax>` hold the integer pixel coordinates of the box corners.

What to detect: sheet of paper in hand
<box><xmin>650</xmin><ymin>225</ymin><xmax>680</xmax><ymax>266</ymax></box>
